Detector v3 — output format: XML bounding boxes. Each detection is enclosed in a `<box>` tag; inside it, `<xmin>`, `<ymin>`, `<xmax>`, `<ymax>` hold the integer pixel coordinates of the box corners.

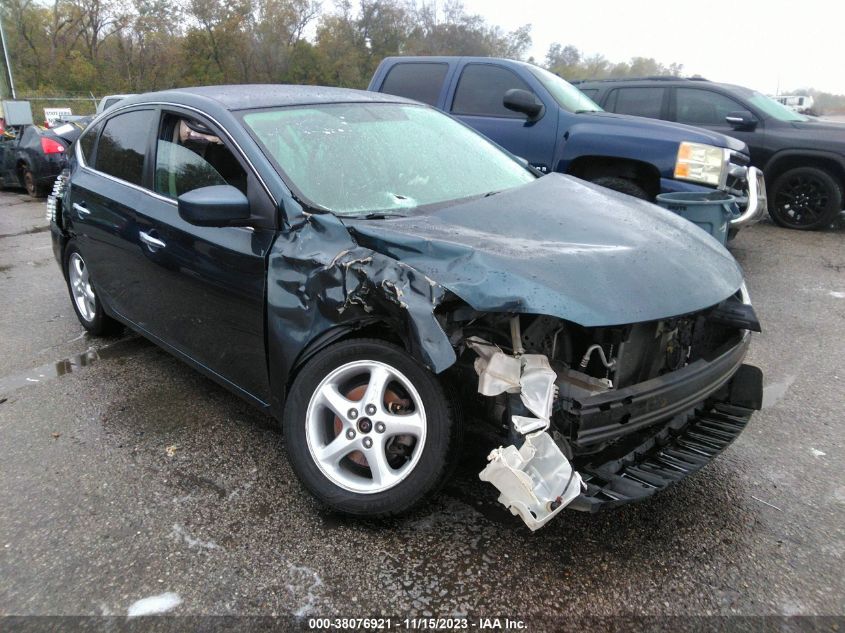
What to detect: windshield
<box><xmin>528</xmin><ymin>66</ymin><xmax>603</xmax><ymax>113</ymax></box>
<box><xmin>748</xmin><ymin>92</ymin><xmax>808</xmax><ymax>122</ymax></box>
<box><xmin>241</xmin><ymin>103</ymin><xmax>536</xmax><ymax>216</ymax></box>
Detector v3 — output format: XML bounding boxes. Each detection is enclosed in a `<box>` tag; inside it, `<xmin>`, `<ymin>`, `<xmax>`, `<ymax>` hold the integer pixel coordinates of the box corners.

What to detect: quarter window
<box><xmin>94</xmin><ymin>110</ymin><xmax>156</xmax><ymax>186</ymax></box>
<box><xmin>452</xmin><ymin>64</ymin><xmax>533</xmax><ymax>118</ymax></box>
<box><xmin>675</xmin><ymin>88</ymin><xmax>744</xmax><ymax>125</ymax></box>
<box><xmin>380</xmin><ymin>63</ymin><xmax>448</xmax><ymax>106</ymax></box>
<box><xmin>607</xmin><ymin>87</ymin><xmax>665</xmax><ymax>119</ymax></box>
<box><xmin>154</xmin><ymin>114</ymin><xmax>247</xmax><ymax>198</ymax></box>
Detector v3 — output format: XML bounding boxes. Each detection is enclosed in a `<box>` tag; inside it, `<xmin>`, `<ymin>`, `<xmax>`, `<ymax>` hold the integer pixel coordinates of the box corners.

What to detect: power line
<box><xmin>0</xmin><ymin>12</ymin><xmax>15</xmax><ymax>99</ymax></box>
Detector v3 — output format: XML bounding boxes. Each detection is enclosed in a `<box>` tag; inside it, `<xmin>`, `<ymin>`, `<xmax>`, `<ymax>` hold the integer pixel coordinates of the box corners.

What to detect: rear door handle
<box><xmin>139</xmin><ymin>230</ymin><xmax>166</xmax><ymax>250</ymax></box>
<box><xmin>72</xmin><ymin>202</ymin><xmax>89</xmax><ymax>217</ymax></box>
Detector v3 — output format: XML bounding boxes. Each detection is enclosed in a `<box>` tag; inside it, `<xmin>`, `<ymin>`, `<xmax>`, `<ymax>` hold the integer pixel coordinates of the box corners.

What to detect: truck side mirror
<box><xmin>503</xmin><ymin>89</ymin><xmax>545</xmax><ymax>121</ymax></box>
<box><xmin>725</xmin><ymin>110</ymin><xmax>758</xmax><ymax>131</ymax></box>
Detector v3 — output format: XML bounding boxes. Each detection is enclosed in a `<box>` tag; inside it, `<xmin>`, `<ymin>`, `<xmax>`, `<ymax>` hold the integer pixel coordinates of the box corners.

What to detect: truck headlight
<box><xmin>674</xmin><ymin>142</ymin><xmax>728</xmax><ymax>187</ymax></box>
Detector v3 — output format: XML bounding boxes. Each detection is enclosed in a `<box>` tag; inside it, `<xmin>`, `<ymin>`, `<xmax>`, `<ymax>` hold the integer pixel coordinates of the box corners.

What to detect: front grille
<box><xmin>728</xmin><ymin>150</ymin><xmax>750</xmax><ymax>167</ymax></box>
<box><xmin>721</xmin><ymin>151</ymin><xmax>750</xmax><ymax>202</ymax></box>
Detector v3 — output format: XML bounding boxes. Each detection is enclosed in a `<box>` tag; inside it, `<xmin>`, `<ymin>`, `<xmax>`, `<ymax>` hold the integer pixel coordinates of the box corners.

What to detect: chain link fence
<box><xmin>12</xmin><ymin>91</ymin><xmax>99</xmax><ymax>119</ymax></box>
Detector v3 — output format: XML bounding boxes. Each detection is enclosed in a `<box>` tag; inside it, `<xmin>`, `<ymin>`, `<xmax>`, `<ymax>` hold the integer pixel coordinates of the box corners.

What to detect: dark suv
<box><xmin>574</xmin><ymin>77</ymin><xmax>845</xmax><ymax>230</ymax></box>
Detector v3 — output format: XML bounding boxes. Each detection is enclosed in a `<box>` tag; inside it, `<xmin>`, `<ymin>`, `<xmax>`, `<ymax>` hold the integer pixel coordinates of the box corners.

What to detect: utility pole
<box><xmin>0</xmin><ymin>11</ymin><xmax>15</xmax><ymax>99</ymax></box>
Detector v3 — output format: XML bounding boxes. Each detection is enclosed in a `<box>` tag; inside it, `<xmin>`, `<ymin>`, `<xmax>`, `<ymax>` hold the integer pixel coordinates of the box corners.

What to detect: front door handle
<box><xmin>72</xmin><ymin>202</ymin><xmax>89</xmax><ymax>217</ymax></box>
<box><xmin>139</xmin><ymin>230</ymin><xmax>166</xmax><ymax>250</ymax></box>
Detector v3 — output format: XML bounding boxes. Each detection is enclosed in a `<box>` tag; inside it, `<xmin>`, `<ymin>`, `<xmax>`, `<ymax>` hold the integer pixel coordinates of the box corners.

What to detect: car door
<box><xmin>124</xmin><ymin>109</ymin><xmax>275</xmax><ymax>402</ymax></box>
<box><xmin>448</xmin><ymin>63</ymin><xmax>558</xmax><ymax>174</ymax></box>
<box><xmin>69</xmin><ymin>109</ymin><xmax>153</xmax><ymax>320</ymax></box>
<box><xmin>671</xmin><ymin>87</ymin><xmax>763</xmax><ymax>153</ymax></box>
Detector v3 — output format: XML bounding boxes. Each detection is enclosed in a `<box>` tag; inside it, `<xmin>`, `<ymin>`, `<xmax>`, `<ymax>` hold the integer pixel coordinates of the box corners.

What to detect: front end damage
<box><xmin>440</xmin><ymin>291</ymin><xmax>763</xmax><ymax>530</ymax></box>
<box><xmin>272</xmin><ymin>176</ymin><xmax>763</xmax><ymax>530</ymax></box>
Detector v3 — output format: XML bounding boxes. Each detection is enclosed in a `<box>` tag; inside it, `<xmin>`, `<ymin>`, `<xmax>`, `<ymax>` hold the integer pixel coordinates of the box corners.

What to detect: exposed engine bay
<box><xmin>437</xmin><ymin>290</ymin><xmax>761</xmax><ymax>530</ymax></box>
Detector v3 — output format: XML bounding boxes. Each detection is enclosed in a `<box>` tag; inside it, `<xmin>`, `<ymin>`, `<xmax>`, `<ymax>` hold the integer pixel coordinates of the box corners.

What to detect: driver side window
<box><xmin>154</xmin><ymin>114</ymin><xmax>247</xmax><ymax>199</ymax></box>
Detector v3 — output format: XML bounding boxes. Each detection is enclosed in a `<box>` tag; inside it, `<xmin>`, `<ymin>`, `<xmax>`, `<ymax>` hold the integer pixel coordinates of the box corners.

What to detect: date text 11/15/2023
<box><xmin>307</xmin><ymin>617</ymin><xmax>527</xmax><ymax>630</ymax></box>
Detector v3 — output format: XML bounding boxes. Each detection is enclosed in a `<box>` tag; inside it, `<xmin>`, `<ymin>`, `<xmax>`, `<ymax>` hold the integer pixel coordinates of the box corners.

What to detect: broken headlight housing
<box><xmin>46</xmin><ymin>170</ymin><xmax>69</xmax><ymax>225</ymax></box>
<box><xmin>674</xmin><ymin>141</ymin><xmax>729</xmax><ymax>187</ymax></box>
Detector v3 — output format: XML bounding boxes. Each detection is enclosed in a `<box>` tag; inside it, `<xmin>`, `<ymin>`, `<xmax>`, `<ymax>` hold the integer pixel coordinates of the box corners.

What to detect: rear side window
<box><xmin>380</xmin><ymin>63</ymin><xmax>448</xmax><ymax>106</ymax></box>
<box><xmin>78</xmin><ymin>121</ymin><xmax>103</xmax><ymax>164</ymax></box>
<box><xmin>94</xmin><ymin>110</ymin><xmax>155</xmax><ymax>187</ymax></box>
<box><xmin>675</xmin><ymin>88</ymin><xmax>743</xmax><ymax>125</ymax></box>
<box><xmin>578</xmin><ymin>88</ymin><xmax>599</xmax><ymax>100</ymax></box>
<box><xmin>606</xmin><ymin>87</ymin><xmax>665</xmax><ymax>118</ymax></box>
<box><xmin>452</xmin><ymin>64</ymin><xmax>533</xmax><ymax>118</ymax></box>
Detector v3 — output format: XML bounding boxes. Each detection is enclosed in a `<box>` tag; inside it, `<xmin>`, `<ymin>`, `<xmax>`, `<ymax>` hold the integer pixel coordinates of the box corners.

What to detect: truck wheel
<box><xmin>283</xmin><ymin>338</ymin><xmax>459</xmax><ymax>517</ymax></box>
<box><xmin>63</xmin><ymin>242</ymin><xmax>122</xmax><ymax>336</ymax></box>
<box><xmin>589</xmin><ymin>176</ymin><xmax>650</xmax><ymax>200</ymax></box>
<box><xmin>769</xmin><ymin>167</ymin><xmax>843</xmax><ymax>230</ymax></box>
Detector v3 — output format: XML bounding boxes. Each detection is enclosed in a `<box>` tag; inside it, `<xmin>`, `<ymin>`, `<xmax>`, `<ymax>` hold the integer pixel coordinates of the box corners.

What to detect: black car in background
<box><xmin>0</xmin><ymin>119</ymin><xmax>90</xmax><ymax>198</ymax></box>
<box><xmin>574</xmin><ymin>77</ymin><xmax>845</xmax><ymax>230</ymax></box>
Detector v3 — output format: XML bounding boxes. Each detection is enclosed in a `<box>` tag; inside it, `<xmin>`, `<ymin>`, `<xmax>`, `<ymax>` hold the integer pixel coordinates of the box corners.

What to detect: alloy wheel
<box><xmin>304</xmin><ymin>360</ymin><xmax>427</xmax><ymax>494</ymax></box>
<box><xmin>773</xmin><ymin>173</ymin><xmax>830</xmax><ymax>227</ymax></box>
<box><xmin>68</xmin><ymin>252</ymin><xmax>97</xmax><ymax>322</ymax></box>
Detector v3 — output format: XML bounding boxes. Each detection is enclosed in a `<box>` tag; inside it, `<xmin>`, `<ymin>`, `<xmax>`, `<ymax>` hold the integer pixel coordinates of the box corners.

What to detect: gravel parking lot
<box><xmin>0</xmin><ymin>190</ymin><xmax>843</xmax><ymax>624</ymax></box>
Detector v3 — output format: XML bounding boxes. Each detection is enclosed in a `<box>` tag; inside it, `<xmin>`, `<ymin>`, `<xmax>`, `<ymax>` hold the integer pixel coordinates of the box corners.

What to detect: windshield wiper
<box><xmin>360</xmin><ymin>212</ymin><xmax>407</xmax><ymax>220</ymax></box>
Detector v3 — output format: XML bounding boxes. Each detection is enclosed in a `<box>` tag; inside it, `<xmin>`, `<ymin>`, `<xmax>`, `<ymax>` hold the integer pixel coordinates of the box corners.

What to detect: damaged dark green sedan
<box><xmin>49</xmin><ymin>86</ymin><xmax>763</xmax><ymax>530</ymax></box>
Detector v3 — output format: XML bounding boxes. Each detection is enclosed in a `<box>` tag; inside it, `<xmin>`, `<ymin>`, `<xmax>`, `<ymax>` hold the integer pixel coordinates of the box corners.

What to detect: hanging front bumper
<box><xmin>568</xmin><ymin>364</ymin><xmax>762</xmax><ymax>512</ymax></box>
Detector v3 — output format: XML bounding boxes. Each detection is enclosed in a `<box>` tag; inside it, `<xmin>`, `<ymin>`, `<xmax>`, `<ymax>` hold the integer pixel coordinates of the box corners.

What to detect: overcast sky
<box><xmin>459</xmin><ymin>0</ymin><xmax>845</xmax><ymax>95</ymax></box>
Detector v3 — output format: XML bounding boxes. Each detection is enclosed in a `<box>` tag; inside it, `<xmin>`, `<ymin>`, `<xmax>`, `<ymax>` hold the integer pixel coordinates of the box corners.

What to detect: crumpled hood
<box><xmin>343</xmin><ymin>174</ymin><xmax>744</xmax><ymax>327</ymax></box>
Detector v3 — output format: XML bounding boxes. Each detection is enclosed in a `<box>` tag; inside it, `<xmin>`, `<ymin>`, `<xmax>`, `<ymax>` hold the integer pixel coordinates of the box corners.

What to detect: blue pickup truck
<box><xmin>368</xmin><ymin>56</ymin><xmax>766</xmax><ymax>232</ymax></box>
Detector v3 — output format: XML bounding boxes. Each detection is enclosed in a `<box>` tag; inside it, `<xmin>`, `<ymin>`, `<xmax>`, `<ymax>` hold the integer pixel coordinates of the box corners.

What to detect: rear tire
<box><xmin>589</xmin><ymin>176</ymin><xmax>650</xmax><ymax>200</ymax></box>
<box><xmin>769</xmin><ymin>166</ymin><xmax>843</xmax><ymax>230</ymax></box>
<box><xmin>63</xmin><ymin>242</ymin><xmax>122</xmax><ymax>336</ymax></box>
<box><xmin>21</xmin><ymin>166</ymin><xmax>43</xmax><ymax>199</ymax></box>
<box><xmin>283</xmin><ymin>338</ymin><xmax>459</xmax><ymax>517</ymax></box>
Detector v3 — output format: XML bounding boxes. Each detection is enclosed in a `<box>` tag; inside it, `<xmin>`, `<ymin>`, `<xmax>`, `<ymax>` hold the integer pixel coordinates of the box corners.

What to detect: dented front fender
<box><xmin>266</xmin><ymin>209</ymin><xmax>456</xmax><ymax>412</ymax></box>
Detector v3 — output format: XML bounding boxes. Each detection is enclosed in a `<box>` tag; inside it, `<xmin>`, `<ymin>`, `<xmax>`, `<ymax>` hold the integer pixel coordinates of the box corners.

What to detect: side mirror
<box><xmin>725</xmin><ymin>110</ymin><xmax>758</xmax><ymax>131</ymax></box>
<box><xmin>503</xmin><ymin>89</ymin><xmax>544</xmax><ymax>121</ymax></box>
<box><xmin>177</xmin><ymin>184</ymin><xmax>250</xmax><ymax>227</ymax></box>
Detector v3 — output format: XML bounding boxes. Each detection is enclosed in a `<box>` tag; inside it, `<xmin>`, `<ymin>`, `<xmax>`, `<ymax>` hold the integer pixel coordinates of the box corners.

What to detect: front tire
<box><xmin>283</xmin><ymin>338</ymin><xmax>459</xmax><ymax>517</ymax></box>
<box><xmin>589</xmin><ymin>176</ymin><xmax>650</xmax><ymax>200</ymax></box>
<box><xmin>769</xmin><ymin>167</ymin><xmax>843</xmax><ymax>230</ymax></box>
<box><xmin>63</xmin><ymin>242</ymin><xmax>121</xmax><ymax>336</ymax></box>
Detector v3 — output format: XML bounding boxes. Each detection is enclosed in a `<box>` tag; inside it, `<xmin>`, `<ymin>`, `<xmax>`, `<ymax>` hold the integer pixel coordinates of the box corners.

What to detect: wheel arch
<box><xmin>765</xmin><ymin>150</ymin><xmax>845</xmax><ymax>189</ymax></box>
<box><xmin>285</xmin><ymin>317</ymin><xmax>412</xmax><ymax>392</ymax></box>
<box><xmin>566</xmin><ymin>155</ymin><xmax>661</xmax><ymax>198</ymax></box>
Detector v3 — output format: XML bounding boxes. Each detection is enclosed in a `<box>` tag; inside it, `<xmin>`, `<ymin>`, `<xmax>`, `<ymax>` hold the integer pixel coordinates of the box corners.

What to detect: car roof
<box><xmin>573</xmin><ymin>77</ymin><xmax>754</xmax><ymax>95</ymax></box>
<box><xmin>118</xmin><ymin>84</ymin><xmax>416</xmax><ymax>111</ymax></box>
<box><xmin>380</xmin><ymin>55</ymin><xmax>534</xmax><ymax>69</ymax></box>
